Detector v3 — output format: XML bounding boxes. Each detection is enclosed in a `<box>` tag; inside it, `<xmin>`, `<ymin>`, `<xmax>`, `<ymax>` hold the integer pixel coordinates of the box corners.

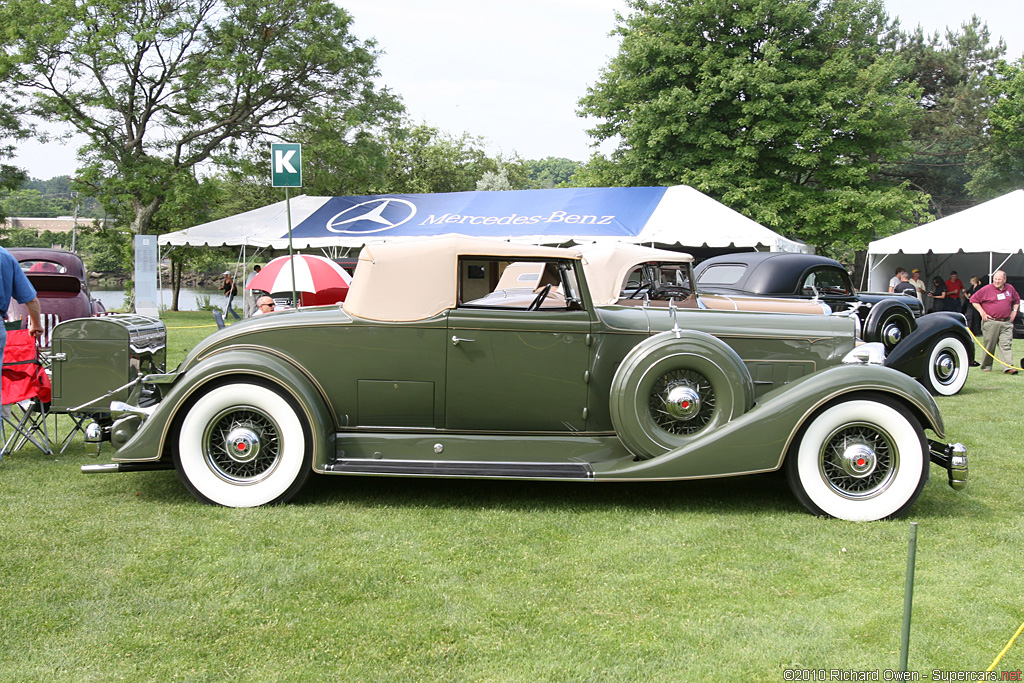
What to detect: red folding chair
<box><xmin>2</xmin><ymin>330</ymin><xmax>53</xmax><ymax>456</ymax></box>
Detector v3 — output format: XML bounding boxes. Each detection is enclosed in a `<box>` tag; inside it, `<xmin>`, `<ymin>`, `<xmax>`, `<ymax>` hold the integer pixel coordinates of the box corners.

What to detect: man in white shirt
<box><xmin>910</xmin><ymin>268</ymin><xmax>926</xmax><ymax>303</ymax></box>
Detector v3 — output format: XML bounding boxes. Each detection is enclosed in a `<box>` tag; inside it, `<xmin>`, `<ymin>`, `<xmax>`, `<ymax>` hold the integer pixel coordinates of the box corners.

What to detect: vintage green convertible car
<box><xmin>78</xmin><ymin>237</ymin><xmax>967</xmax><ymax>521</ymax></box>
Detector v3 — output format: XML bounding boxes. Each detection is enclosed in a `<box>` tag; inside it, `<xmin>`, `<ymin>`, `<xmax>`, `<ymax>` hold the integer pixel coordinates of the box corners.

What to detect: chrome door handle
<box><xmin>451</xmin><ymin>335</ymin><xmax>475</xmax><ymax>346</ymax></box>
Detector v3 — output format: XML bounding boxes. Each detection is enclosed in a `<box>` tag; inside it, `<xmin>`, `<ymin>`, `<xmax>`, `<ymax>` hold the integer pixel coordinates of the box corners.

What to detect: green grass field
<box><xmin>1</xmin><ymin>312</ymin><xmax>1022</xmax><ymax>681</ymax></box>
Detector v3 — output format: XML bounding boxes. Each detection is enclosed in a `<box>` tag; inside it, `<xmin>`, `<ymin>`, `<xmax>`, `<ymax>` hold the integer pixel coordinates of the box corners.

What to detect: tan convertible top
<box><xmin>580</xmin><ymin>243</ymin><xmax>694</xmax><ymax>305</ymax></box>
<box><xmin>343</xmin><ymin>236</ymin><xmax>582</xmax><ymax>322</ymax></box>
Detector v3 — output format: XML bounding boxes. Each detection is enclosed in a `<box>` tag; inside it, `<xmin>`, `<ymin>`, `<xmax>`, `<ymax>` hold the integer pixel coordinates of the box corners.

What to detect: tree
<box><xmin>526</xmin><ymin>157</ymin><xmax>582</xmax><ymax>188</ymax></box>
<box><xmin>381</xmin><ymin>124</ymin><xmax>505</xmax><ymax>194</ymax></box>
<box><xmin>887</xmin><ymin>18</ymin><xmax>1005</xmax><ymax>217</ymax></box>
<box><xmin>577</xmin><ymin>0</ymin><xmax>929</xmax><ymax>255</ymax></box>
<box><xmin>0</xmin><ymin>103</ymin><xmax>28</xmax><ymax>224</ymax></box>
<box><xmin>0</xmin><ymin>0</ymin><xmax>400</xmax><ymax>235</ymax></box>
<box><xmin>476</xmin><ymin>167</ymin><xmax>513</xmax><ymax>191</ymax></box>
<box><xmin>966</xmin><ymin>59</ymin><xmax>1024</xmax><ymax>200</ymax></box>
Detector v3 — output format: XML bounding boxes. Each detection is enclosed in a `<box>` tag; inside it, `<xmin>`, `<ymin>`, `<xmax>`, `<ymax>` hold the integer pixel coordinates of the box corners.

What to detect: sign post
<box><xmin>271</xmin><ymin>143</ymin><xmax>302</xmax><ymax>306</ymax></box>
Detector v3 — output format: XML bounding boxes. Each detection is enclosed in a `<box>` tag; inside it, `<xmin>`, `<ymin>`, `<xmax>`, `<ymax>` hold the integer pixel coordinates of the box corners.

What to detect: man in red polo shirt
<box><xmin>970</xmin><ymin>270</ymin><xmax>1020</xmax><ymax>374</ymax></box>
<box><xmin>945</xmin><ymin>271</ymin><xmax>964</xmax><ymax>310</ymax></box>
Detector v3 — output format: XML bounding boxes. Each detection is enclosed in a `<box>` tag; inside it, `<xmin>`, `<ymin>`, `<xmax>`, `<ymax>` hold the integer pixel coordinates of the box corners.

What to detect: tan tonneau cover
<box><xmin>342</xmin><ymin>236</ymin><xmax>582</xmax><ymax>322</ymax></box>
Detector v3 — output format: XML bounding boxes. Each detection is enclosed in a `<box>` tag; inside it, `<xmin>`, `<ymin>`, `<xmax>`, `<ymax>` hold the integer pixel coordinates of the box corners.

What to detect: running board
<box><xmin>324</xmin><ymin>459</ymin><xmax>594</xmax><ymax>480</ymax></box>
<box><xmin>82</xmin><ymin>462</ymin><xmax>175</xmax><ymax>474</ymax></box>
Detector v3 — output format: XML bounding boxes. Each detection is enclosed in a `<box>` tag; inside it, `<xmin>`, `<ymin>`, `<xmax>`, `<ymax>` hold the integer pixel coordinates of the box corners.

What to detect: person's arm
<box><xmin>972</xmin><ymin>302</ymin><xmax>989</xmax><ymax>322</ymax></box>
<box><xmin>24</xmin><ymin>297</ymin><xmax>43</xmax><ymax>337</ymax></box>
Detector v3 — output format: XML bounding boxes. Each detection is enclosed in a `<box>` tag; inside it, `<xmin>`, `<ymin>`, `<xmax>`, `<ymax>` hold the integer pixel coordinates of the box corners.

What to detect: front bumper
<box><xmin>928</xmin><ymin>440</ymin><xmax>968</xmax><ymax>490</ymax></box>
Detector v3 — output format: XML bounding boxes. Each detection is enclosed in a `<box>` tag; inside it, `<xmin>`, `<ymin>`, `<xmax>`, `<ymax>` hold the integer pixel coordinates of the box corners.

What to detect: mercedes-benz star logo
<box><xmin>325</xmin><ymin>198</ymin><xmax>417</xmax><ymax>234</ymax></box>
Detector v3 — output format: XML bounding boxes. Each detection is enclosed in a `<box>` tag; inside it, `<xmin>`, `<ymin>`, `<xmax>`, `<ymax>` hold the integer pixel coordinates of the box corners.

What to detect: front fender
<box><xmin>110</xmin><ymin>347</ymin><xmax>335</xmax><ymax>467</ymax></box>
<box><xmin>593</xmin><ymin>364</ymin><xmax>943</xmax><ymax>481</ymax></box>
<box><xmin>884</xmin><ymin>312</ymin><xmax>974</xmax><ymax>377</ymax></box>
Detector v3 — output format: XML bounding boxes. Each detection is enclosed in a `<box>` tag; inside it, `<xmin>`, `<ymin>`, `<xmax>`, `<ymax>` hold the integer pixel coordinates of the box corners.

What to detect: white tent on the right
<box><xmin>866</xmin><ymin>189</ymin><xmax>1024</xmax><ymax>291</ymax></box>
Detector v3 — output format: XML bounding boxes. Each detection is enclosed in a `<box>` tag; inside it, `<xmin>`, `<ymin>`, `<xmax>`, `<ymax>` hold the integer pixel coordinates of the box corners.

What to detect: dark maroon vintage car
<box><xmin>7</xmin><ymin>248</ymin><xmax>106</xmax><ymax>326</ymax></box>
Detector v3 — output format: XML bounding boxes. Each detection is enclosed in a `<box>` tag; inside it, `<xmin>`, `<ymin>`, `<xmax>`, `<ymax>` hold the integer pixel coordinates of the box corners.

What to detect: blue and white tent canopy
<box><xmin>158</xmin><ymin>185</ymin><xmax>809</xmax><ymax>253</ymax></box>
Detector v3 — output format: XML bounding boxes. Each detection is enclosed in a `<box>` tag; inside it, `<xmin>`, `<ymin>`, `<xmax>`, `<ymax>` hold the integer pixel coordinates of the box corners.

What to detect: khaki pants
<box><xmin>980</xmin><ymin>318</ymin><xmax>1013</xmax><ymax>369</ymax></box>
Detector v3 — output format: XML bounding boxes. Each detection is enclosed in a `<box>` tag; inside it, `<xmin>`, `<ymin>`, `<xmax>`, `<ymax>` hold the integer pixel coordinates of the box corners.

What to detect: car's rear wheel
<box><xmin>785</xmin><ymin>395</ymin><xmax>927</xmax><ymax>521</ymax></box>
<box><xmin>921</xmin><ymin>335</ymin><xmax>969</xmax><ymax>396</ymax></box>
<box><xmin>610</xmin><ymin>332</ymin><xmax>752</xmax><ymax>460</ymax></box>
<box><xmin>174</xmin><ymin>382</ymin><xmax>311</xmax><ymax>507</ymax></box>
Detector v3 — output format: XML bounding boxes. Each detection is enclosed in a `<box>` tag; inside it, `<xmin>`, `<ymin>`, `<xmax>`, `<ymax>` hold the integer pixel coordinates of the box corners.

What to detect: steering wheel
<box><xmin>527</xmin><ymin>284</ymin><xmax>552</xmax><ymax>311</ymax></box>
<box><xmin>628</xmin><ymin>283</ymin><xmax>651</xmax><ymax>299</ymax></box>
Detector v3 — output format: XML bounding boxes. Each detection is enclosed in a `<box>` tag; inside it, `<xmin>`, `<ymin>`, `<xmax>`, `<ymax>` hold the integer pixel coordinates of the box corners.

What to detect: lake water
<box><xmin>91</xmin><ymin>287</ymin><xmax>225</xmax><ymax>312</ymax></box>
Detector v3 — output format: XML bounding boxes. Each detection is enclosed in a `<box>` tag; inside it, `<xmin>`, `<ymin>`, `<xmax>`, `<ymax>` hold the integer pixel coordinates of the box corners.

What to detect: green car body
<box><xmin>82</xmin><ymin>238</ymin><xmax>967</xmax><ymax>520</ymax></box>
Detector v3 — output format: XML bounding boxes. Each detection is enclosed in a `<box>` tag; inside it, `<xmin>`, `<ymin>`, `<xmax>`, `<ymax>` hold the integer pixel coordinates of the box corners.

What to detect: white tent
<box><xmin>866</xmin><ymin>189</ymin><xmax>1024</xmax><ymax>291</ymax></box>
<box><xmin>158</xmin><ymin>185</ymin><xmax>809</xmax><ymax>255</ymax></box>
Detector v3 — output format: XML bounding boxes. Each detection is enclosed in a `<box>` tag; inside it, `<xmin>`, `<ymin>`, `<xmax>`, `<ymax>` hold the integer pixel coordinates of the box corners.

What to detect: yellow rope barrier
<box><xmin>987</xmin><ymin>616</ymin><xmax>1024</xmax><ymax>671</ymax></box>
<box><xmin>966</xmin><ymin>325</ymin><xmax>1019</xmax><ymax>372</ymax></box>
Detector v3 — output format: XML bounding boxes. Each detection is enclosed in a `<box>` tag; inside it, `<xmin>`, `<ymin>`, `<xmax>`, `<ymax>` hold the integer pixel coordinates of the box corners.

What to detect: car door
<box><xmin>445</xmin><ymin>258</ymin><xmax>591</xmax><ymax>432</ymax></box>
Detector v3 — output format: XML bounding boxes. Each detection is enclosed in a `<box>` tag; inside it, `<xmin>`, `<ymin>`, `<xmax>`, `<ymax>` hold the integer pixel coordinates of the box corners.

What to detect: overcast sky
<box><xmin>10</xmin><ymin>0</ymin><xmax>1024</xmax><ymax>180</ymax></box>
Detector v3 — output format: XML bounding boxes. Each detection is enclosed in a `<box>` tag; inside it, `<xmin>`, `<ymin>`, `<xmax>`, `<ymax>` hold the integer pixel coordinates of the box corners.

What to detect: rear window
<box><xmin>21</xmin><ymin>260</ymin><xmax>68</xmax><ymax>274</ymax></box>
<box><xmin>697</xmin><ymin>264</ymin><xmax>745</xmax><ymax>286</ymax></box>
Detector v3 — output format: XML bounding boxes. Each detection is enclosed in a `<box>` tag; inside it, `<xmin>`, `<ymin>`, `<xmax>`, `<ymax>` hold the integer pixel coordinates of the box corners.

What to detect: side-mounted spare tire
<box><xmin>863</xmin><ymin>300</ymin><xmax>916</xmax><ymax>352</ymax></box>
<box><xmin>610</xmin><ymin>330</ymin><xmax>754</xmax><ymax>460</ymax></box>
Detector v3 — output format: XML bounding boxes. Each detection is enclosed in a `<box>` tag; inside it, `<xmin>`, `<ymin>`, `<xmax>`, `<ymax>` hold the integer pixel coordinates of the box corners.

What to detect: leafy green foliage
<box><xmin>0</xmin><ymin>103</ymin><xmax>29</xmax><ymax>224</ymax></box>
<box><xmin>967</xmin><ymin>59</ymin><xmax>1024</xmax><ymax>200</ymax></box>
<box><xmin>525</xmin><ymin>157</ymin><xmax>582</xmax><ymax>189</ymax></box>
<box><xmin>381</xmin><ymin>123</ymin><xmax>528</xmax><ymax>194</ymax></box>
<box><xmin>578</xmin><ymin>0</ymin><xmax>930</xmax><ymax>255</ymax></box>
<box><xmin>0</xmin><ymin>0</ymin><xmax>401</xmax><ymax>235</ymax></box>
<box><xmin>887</xmin><ymin>18</ymin><xmax>1005</xmax><ymax>217</ymax></box>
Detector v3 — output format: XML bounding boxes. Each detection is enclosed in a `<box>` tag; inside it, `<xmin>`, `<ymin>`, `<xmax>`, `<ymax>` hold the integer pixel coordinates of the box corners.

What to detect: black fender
<box><xmin>884</xmin><ymin>312</ymin><xmax>975</xmax><ymax>377</ymax></box>
<box><xmin>863</xmin><ymin>299</ymin><xmax>917</xmax><ymax>350</ymax></box>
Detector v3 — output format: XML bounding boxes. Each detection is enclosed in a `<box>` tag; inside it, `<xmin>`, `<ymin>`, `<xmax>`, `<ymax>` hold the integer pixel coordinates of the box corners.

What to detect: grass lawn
<box><xmin>1</xmin><ymin>311</ymin><xmax>1022</xmax><ymax>681</ymax></box>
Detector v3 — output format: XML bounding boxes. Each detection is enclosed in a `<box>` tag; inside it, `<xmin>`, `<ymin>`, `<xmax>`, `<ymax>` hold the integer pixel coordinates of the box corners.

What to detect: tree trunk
<box><xmin>171</xmin><ymin>258</ymin><xmax>182</xmax><ymax>312</ymax></box>
<box><xmin>130</xmin><ymin>197</ymin><xmax>163</xmax><ymax>236</ymax></box>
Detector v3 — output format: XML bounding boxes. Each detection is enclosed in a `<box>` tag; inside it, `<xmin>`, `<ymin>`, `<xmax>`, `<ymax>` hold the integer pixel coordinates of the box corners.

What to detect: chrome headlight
<box><xmin>842</xmin><ymin>342</ymin><xmax>886</xmax><ymax>365</ymax></box>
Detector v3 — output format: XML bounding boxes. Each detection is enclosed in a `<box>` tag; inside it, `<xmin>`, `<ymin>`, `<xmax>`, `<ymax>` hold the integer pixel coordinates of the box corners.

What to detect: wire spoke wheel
<box><xmin>818</xmin><ymin>422</ymin><xmax>897</xmax><ymax>499</ymax></box>
<box><xmin>648</xmin><ymin>369</ymin><xmax>716</xmax><ymax>436</ymax></box>
<box><xmin>204</xmin><ymin>407</ymin><xmax>282</xmax><ymax>484</ymax></box>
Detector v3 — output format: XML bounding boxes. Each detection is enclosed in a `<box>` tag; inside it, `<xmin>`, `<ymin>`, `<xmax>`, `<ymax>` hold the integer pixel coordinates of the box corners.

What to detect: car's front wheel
<box><xmin>785</xmin><ymin>395</ymin><xmax>928</xmax><ymax>521</ymax></box>
<box><xmin>174</xmin><ymin>382</ymin><xmax>312</xmax><ymax>507</ymax></box>
<box><xmin>921</xmin><ymin>335</ymin><xmax>969</xmax><ymax>396</ymax></box>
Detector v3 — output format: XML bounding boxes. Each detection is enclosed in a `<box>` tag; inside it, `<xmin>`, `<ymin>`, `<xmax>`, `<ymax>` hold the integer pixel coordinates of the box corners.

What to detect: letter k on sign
<box><xmin>271</xmin><ymin>143</ymin><xmax>302</xmax><ymax>187</ymax></box>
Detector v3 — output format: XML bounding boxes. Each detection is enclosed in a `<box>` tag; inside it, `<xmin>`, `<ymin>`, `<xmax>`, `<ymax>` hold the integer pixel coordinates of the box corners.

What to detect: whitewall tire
<box><xmin>174</xmin><ymin>382</ymin><xmax>312</xmax><ymax>507</ymax></box>
<box><xmin>785</xmin><ymin>396</ymin><xmax>927</xmax><ymax>521</ymax></box>
<box><xmin>922</xmin><ymin>335</ymin><xmax>969</xmax><ymax>396</ymax></box>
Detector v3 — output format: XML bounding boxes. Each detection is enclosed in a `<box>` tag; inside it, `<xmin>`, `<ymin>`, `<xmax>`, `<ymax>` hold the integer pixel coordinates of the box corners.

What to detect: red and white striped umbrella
<box><xmin>246</xmin><ymin>254</ymin><xmax>352</xmax><ymax>295</ymax></box>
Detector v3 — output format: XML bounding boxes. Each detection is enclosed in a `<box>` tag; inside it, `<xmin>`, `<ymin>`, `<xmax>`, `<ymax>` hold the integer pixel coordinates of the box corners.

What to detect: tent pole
<box><xmin>286</xmin><ymin>187</ymin><xmax>297</xmax><ymax>306</ymax></box>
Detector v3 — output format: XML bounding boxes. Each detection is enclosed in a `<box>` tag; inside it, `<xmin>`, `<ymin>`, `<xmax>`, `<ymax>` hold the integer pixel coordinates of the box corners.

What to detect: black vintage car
<box><xmin>695</xmin><ymin>252</ymin><xmax>973</xmax><ymax>395</ymax></box>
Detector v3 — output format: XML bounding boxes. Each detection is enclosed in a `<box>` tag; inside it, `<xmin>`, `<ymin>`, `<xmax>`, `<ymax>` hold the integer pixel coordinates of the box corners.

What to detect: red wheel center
<box><xmin>236</xmin><ymin>442</ymin><xmax>247</xmax><ymax>452</ymax></box>
<box><xmin>856</xmin><ymin>458</ymin><xmax>866</xmax><ymax>467</ymax></box>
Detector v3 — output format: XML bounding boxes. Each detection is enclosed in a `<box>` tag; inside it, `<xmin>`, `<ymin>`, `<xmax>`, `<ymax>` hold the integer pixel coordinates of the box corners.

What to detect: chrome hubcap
<box><xmin>819</xmin><ymin>423</ymin><xmax>898</xmax><ymax>499</ymax></box>
<box><xmin>882</xmin><ymin>323</ymin><xmax>903</xmax><ymax>346</ymax></box>
<box><xmin>649</xmin><ymin>370</ymin><xmax>715</xmax><ymax>435</ymax></box>
<box><xmin>934</xmin><ymin>351</ymin><xmax>957</xmax><ymax>383</ymax></box>
<box><xmin>225</xmin><ymin>426</ymin><xmax>261</xmax><ymax>463</ymax></box>
<box><xmin>665</xmin><ymin>383</ymin><xmax>702</xmax><ymax>421</ymax></box>
<box><xmin>837</xmin><ymin>443</ymin><xmax>877</xmax><ymax>478</ymax></box>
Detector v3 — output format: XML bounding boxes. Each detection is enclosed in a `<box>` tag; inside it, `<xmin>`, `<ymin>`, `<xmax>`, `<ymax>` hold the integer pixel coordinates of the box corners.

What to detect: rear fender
<box><xmin>592</xmin><ymin>364</ymin><xmax>943</xmax><ymax>481</ymax></box>
<box><xmin>110</xmin><ymin>348</ymin><xmax>335</xmax><ymax>468</ymax></box>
